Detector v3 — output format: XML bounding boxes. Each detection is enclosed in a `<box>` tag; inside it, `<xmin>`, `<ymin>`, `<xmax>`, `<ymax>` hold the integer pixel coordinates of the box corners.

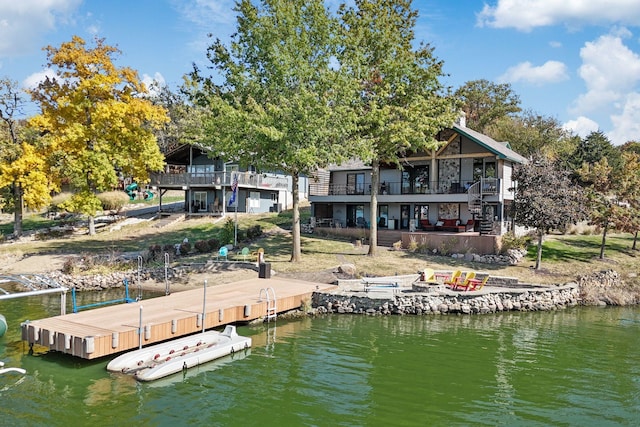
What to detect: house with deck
<box><xmin>149</xmin><ymin>144</ymin><xmax>304</xmax><ymax>216</ymax></box>
<box><xmin>308</xmin><ymin>121</ymin><xmax>527</xmax><ymax>250</ymax></box>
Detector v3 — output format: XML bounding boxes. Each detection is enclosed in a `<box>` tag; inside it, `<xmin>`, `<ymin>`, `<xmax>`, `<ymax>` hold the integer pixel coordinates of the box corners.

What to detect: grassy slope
<box><xmin>1</xmin><ymin>208</ymin><xmax>638</xmax><ymax>286</ymax></box>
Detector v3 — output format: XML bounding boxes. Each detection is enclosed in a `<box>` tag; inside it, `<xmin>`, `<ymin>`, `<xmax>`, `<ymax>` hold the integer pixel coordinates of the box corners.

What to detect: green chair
<box><xmin>217</xmin><ymin>246</ymin><xmax>228</xmax><ymax>261</ymax></box>
<box><xmin>240</xmin><ymin>247</ymin><xmax>250</xmax><ymax>261</ymax></box>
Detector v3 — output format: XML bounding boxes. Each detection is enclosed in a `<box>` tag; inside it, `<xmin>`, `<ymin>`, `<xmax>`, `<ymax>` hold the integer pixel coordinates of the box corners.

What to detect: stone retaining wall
<box><xmin>312</xmin><ymin>285</ymin><xmax>580</xmax><ymax>316</ymax></box>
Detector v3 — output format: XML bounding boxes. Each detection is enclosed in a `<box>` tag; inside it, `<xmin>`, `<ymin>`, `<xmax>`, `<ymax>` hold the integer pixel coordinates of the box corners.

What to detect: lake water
<box><xmin>1</xmin><ymin>290</ymin><xmax>639</xmax><ymax>426</ymax></box>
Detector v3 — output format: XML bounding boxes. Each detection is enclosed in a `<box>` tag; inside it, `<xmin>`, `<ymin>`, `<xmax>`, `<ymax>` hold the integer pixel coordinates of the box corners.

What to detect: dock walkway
<box><xmin>22</xmin><ymin>277</ymin><xmax>336</xmax><ymax>359</ymax></box>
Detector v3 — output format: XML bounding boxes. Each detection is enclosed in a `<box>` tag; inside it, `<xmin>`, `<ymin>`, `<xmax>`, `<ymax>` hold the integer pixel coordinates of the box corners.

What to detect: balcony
<box><xmin>150</xmin><ymin>171</ymin><xmax>289</xmax><ymax>190</ymax></box>
<box><xmin>309</xmin><ymin>180</ymin><xmax>491</xmax><ymax>197</ymax></box>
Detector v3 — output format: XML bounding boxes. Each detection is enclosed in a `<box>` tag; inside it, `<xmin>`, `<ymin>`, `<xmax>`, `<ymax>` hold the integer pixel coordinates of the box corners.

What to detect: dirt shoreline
<box><xmin>1</xmin><ymin>252</ymin><xmax>342</xmax><ymax>293</ymax></box>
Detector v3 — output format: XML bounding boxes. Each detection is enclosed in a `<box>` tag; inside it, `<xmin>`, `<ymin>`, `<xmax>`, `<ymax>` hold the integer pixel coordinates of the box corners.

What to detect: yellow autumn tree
<box><xmin>29</xmin><ymin>36</ymin><xmax>167</xmax><ymax>234</ymax></box>
<box><xmin>0</xmin><ymin>77</ymin><xmax>53</xmax><ymax>237</ymax></box>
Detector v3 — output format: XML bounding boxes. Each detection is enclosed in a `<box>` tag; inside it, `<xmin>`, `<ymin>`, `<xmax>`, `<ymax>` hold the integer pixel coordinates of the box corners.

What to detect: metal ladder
<box><xmin>258</xmin><ymin>287</ymin><xmax>277</xmax><ymax>322</ymax></box>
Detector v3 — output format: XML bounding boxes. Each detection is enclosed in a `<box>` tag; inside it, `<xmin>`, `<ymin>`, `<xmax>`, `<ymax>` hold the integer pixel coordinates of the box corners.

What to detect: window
<box><xmin>473</xmin><ymin>159</ymin><xmax>496</xmax><ymax>180</ymax></box>
<box><xmin>249</xmin><ymin>192</ymin><xmax>260</xmax><ymax>209</ymax></box>
<box><xmin>403</xmin><ymin>166</ymin><xmax>429</xmax><ymax>194</ymax></box>
<box><xmin>347</xmin><ymin>173</ymin><xmax>365</xmax><ymax>195</ymax></box>
<box><xmin>378</xmin><ymin>204</ymin><xmax>388</xmax><ymax>227</ymax></box>
<box><xmin>414</xmin><ymin>205</ymin><xmax>429</xmax><ymax>220</ymax></box>
<box><xmin>192</xmin><ymin>191</ymin><xmax>207</xmax><ymax>211</ymax></box>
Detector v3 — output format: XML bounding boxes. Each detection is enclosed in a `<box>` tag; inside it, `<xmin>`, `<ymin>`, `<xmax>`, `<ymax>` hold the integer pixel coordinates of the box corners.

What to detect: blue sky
<box><xmin>2</xmin><ymin>0</ymin><xmax>640</xmax><ymax>145</ymax></box>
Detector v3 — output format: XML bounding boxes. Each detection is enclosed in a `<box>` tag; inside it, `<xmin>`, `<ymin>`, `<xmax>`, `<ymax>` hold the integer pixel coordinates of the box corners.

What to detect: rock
<box><xmin>338</xmin><ymin>263</ymin><xmax>357</xmax><ymax>276</ymax></box>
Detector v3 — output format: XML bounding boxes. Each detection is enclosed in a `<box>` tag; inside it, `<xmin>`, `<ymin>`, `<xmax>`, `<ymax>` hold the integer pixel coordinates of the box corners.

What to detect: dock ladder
<box><xmin>258</xmin><ymin>287</ymin><xmax>277</xmax><ymax>322</ymax></box>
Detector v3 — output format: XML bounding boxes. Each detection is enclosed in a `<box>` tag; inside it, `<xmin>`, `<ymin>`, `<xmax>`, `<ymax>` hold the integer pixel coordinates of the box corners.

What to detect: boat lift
<box><xmin>71</xmin><ymin>278</ymin><xmax>138</xmax><ymax>313</ymax></box>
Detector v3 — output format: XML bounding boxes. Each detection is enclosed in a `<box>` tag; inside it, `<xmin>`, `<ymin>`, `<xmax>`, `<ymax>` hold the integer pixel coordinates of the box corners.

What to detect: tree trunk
<box><xmin>88</xmin><ymin>215</ymin><xmax>96</xmax><ymax>235</ymax></box>
<box><xmin>368</xmin><ymin>158</ymin><xmax>379</xmax><ymax>256</ymax></box>
<box><xmin>599</xmin><ymin>220</ymin><xmax>608</xmax><ymax>259</ymax></box>
<box><xmin>13</xmin><ymin>183</ymin><xmax>23</xmax><ymax>238</ymax></box>
<box><xmin>290</xmin><ymin>172</ymin><xmax>301</xmax><ymax>262</ymax></box>
<box><xmin>535</xmin><ymin>230</ymin><xmax>543</xmax><ymax>270</ymax></box>
<box><xmin>633</xmin><ymin>231</ymin><xmax>638</xmax><ymax>250</ymax></box>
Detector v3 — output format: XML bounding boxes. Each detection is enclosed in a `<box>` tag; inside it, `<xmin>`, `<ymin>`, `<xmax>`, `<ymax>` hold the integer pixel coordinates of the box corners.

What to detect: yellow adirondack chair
<box><xmin>452</xmin><ymin>272</ymin><xmax>477</xmax><ymax>291</ymax></box>
<box><xmin>443</xmin><ymin>270</ymin><xmax>462</xmax><ymax>288</ymax></box>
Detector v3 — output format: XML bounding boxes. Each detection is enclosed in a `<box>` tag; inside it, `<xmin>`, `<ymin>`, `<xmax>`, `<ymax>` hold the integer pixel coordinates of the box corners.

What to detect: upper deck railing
<box><xmin>309</xmin><ymin>179</ymin><xmax>500</xmax><ymax>197</ymax></box>
<box><xmin>149</xmin><ymin>171</ymin><xmax>289</xmax><ymax>190</ymax></box>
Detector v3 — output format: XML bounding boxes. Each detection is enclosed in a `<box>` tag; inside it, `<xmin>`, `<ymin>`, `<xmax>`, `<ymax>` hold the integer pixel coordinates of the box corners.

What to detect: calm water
<box><xmin>1</xmin><ymin>290</ymin><xmax>639</xmax><ymax>427</ymax></box>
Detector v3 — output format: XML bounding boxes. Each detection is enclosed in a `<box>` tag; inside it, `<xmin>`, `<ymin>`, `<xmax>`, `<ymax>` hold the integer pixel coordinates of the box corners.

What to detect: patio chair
<box><xmin>451</xmin><ymin>271</ymin><xmax>477</xmax><ymax>291</ymax></box>
<box><xmin>419</xmin><ymin>268</ymin><xmax>438</xmax><ymax>283</ymax></box>
<box><xmin>468</xmin><ymin>275</ymin><xmax>489</xmax><ymax>291</ymax></box>
<box><xmin>240</xmin><ymin>247</ymin><xmax>250</xmax><ymax>261</ymax></box>
<box><xmin>443</xmin><ymin>270</ymin><xmax>462</xmax><ymax>287</ymax></box>
<box><xmin>217</xmin><ymin>246</ymin><xmax>228</xmax><ymax>261</ymax></box>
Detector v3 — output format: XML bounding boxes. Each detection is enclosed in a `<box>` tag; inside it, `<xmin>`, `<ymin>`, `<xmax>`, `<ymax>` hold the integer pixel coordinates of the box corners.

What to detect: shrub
<box><xmin>220</xmin><ymin>218</ymin><xmax>235</xmax><ymax>245</ymax></box>
<box><xmin>194</xmin><ymin>240</ymin><xmax>211</xmax><ymax>253</ymax></box>
<box><xmin>392</xmin><ymin>240</ymin><xmax>403</xmax><ymax>250</ymax></box>
<box><xmin>62</xmin><ymin>257</ymin><xmax>78</xmax><ymax>274</ymax></box>
<box><xmin>179</xmin><ymin>241</ymin><xmax>191</xmax><ymax>255</ymax></box>
<box><xmin>246</xmin><ymin>224</ymin><xmax>262</xmax><ymax>240</ymax></box>
<box><xmin>97</xmin><ymin>191</ymin><xmax>130</xmax><ymax>212</ymax></box>
<box><xmin>50</xmin><ymin>192</ymin><xmax>73</xmax><ymax>212</ymax></box>
<box><xmin>500</xmin><ymin>232</ymin><xmax>531</xmax><ymax>253</ymax></box>
<box><xmin>407</xmin><ymin>236</ymin><xmax>418</xmax><ymax>252</ymax></box>
<box><xmin>148</xmin><ymin>244</ymin><xmax>162</xmax><ymax>261</ymax></box>
<box><xmin>207</xmin><ymin>238</ymin><xmax>220</xmax><ymax>251</ymax></box>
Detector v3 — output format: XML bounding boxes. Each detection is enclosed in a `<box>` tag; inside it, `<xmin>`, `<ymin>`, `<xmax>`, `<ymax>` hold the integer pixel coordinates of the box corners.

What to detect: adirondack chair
<box><xmin>451</xmin><ymin>272</ymin><xmax>477</xmax><ymax>291</ymax></box>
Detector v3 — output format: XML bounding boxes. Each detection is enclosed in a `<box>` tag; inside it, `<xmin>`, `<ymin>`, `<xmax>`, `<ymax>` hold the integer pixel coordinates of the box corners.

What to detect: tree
<box><xmin>618</xmin><ymin>146</ymin><xmax>640</xmax><ymax>250</ymax></box>
<box><xmin>512</xmin><ymin>155</ymin><xmax>587</xmax><ymax>270</ymax></box>
<box><xmin>0</xmin><ymin>78</ymin><xmax>51</xmax><ymax>237</ymax></box>
<box><xmin>28</xmin><ymin>36</ymin><xmax>168</xmax><ymax>234</ymax></box>
<box><xmin>148</xmin><ymin>84</ymin><xmax>204</xmax><ymax>154</ymax></box>
<box><xmin>455</xmin><ymin>79</ymin><xmax>521</xmax><ymax>133</ymax></box>
<box><xmin>187</xmin><ymin>0</ymin><xmax>358</xmax><ymax>262</ymax></box>
<box><xmin>337</xmin><ymin>0</ymin><xmax>459</xmax><ymax>256</ymax></box>
<box><xmin>486</xmin><ymin>110</ymin><xmax>576</xmax><ymax>160</ymax></box>
<box><xmin>581</xmin><ymin>153</ymin><xmax>640</xmax><ymax>253</ymax></box>
<box><xmin>570</xmin><ymin>131</ymin><xmax>622</xmax><ymax>180</ymax></box>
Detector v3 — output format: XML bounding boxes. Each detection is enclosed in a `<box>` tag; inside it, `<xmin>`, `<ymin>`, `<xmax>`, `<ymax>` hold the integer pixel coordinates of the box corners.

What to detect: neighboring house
<box><xmin>308</xmin><ymin>121</ymin><xmax>527</xmax><ymax>236</ymax></box>
<box><xmin>149</xmin><ymin>144</ymin><xmax>304</xmax><ymax>216</ymax></box>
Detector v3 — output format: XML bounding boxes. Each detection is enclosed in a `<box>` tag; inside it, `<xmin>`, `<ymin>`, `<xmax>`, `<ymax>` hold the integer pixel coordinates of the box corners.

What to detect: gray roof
<box><xmin>453</xmin><ymin>124</ymin><xmax>528</xmax><ymax>164</ymax></box>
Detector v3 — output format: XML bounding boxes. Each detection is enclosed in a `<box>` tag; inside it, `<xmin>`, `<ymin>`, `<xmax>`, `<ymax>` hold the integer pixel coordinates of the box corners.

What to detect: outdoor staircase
<box><xmin>375</xmin><ymin>230</ymin><xmax>403</xmax><ymax>247</ymax></box>
<box><xmin>467</xmin><ymin>178</ymin><xmax>499</xmax><ymax>235</ymax></box>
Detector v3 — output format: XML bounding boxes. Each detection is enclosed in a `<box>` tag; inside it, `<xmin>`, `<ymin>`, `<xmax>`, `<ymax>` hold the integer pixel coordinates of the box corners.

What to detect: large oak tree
<box><xmin>187</xmin><ymin>0</ymin><xmax>358</xmax><ymax>262</ymax></box>
<box><xmin>338</xmin><ymin>0</ymin><xmax>459</xmax><ymax>255</ymax></box>
<box><xmin>29</xmin><ymin>36</ymin><xmax>167</xmax><ymax>234</ymax></box>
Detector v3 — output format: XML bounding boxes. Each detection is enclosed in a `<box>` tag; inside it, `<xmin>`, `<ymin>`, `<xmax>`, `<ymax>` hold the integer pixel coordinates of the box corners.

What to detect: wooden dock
<box><xmin>21</xmin><ymin>277</ymin><xmax>337</xmax><ymax>360</ymax></box>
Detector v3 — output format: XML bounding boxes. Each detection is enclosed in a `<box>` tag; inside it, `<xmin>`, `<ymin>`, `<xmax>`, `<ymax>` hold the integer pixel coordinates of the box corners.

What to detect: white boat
<box><xmin>0</xmin><ymin>361</ymin><xmax>26</xmax><ymax>376</ymax></box>
<box><xmin>106</xmin><ymin>325</ymin><xmax>251</xmax><ymax>382</ymax></box>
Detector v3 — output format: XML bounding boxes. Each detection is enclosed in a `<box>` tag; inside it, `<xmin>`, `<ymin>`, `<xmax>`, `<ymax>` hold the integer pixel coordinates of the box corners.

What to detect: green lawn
<box><xmin>1</xmin><ymin>209</ymin><xmax>638</xmax><ymax>286</ymax></box>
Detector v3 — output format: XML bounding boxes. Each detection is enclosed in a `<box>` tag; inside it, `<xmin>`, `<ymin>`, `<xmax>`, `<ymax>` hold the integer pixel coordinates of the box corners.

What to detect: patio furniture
<box><xmin>443</xmin><ymin>270</ymin><xmax>462</xmax><ymax>287</ymax></box>
<box><xmin>450</xmin><ymin>272</ymin><xmax>477</xmax><ymax>291</ymax></box>
<box><xmin>468</xmin><ymin>275</ymin><xmax>489</xmax><ymax>291</ymax></box>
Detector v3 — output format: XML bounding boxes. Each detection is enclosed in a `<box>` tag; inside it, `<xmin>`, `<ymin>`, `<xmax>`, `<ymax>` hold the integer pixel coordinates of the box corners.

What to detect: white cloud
<box><xmin>477</xmin><ymin>0</ymin><xmax>640</xmax><ymax>31</ymax></box>
<box><xmin>608</xmin><ymin>92</ymin><xmax>640</xmax><ymax>144</ymax></box>
<box><xmin>563</xmin><ymin>116</ymin><xmax>599</xmax><ymax>138</ymax></box>
<box><xmin>0</xmin><ymin>0</ymin><xmax>82</xmax><ymax>57</ymax></box>
<box><xmin>173</xmin><ymin>0</ymin><xmax>236</xmax><ymax>28</ymax></box>
<box><xmin>549</xmin><ymin>41</ymin><xmax>562</xmax><ymax>48</ymax></box>
<box><xmin>498</xmin><ymin>60</ymin><xmax>569</xmax><ymax>85</ymax></box>
<box><xmin>142</xmin><ymin>72</ymin><xmax>166</xmax><ymax>96</ymax></box>
<box><xmin>571</xmin><ymin>32</ymin><xmax>640</xmax><ymax>114</ymax></box>
<box><xmin>23</xmin><ymin>68</ymin><xmax>57</xmax><ymax>89</ymax></box>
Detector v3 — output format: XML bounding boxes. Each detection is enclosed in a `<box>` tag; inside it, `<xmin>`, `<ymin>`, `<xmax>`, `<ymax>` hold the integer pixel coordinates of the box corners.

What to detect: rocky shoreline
<box><xmin>13</xmin><ymin>263</ymin><xmax>638</xmax><ymax>317</ymax></box>
<box><xmin>312</xmin><ymin>284</ymin><xmax>580</xmax><ymax>316</ymax></box>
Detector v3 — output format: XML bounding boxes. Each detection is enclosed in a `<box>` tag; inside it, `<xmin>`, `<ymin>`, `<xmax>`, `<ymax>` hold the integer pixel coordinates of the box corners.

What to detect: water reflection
<box><xmin>2</xmin><ymin>292</ymin><xmax>639</xmax><ymax>426</ymax></box>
